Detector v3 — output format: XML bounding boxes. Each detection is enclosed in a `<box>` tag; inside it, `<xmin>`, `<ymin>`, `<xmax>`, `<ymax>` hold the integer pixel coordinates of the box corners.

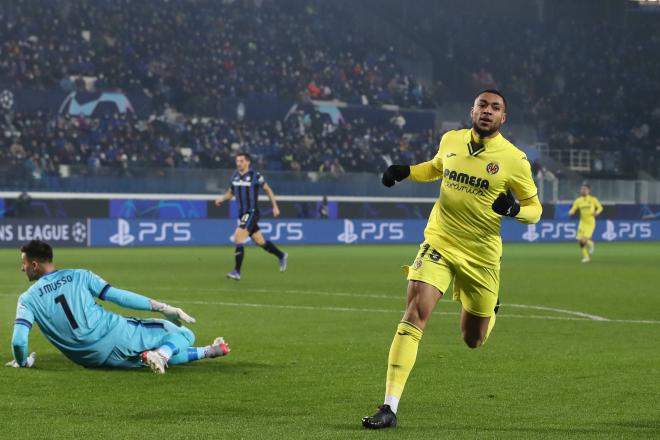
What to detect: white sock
<box><xmin>384</xmin><ymin>394</ymin><xmax>400</xmax><ymax>413</ymax></box>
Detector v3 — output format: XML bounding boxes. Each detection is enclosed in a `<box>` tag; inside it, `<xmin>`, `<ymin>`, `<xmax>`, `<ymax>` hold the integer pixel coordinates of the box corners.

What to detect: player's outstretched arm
<box><xmin>149</xmin><ymin>300</ymin><xmax>196</xmax><ymax>326</ymax></box>
<box><xmin>381</xmin><ymin>165</ymin><xmax>410</xmax><ymax>187</ymax></box>
<box><xmin>409</xmin><ymin>161</ymin><xmax>443</xmax><ymax>183</ymax></box>
<box><xmin>101</xmin><ymin>287</ymin><xmax>196</xmax><ymax>326</ymax></box>
<box><xmin>382</xmin><ymin>161</ymin><xmax>443</xmax><ymax>187</ymax></box>
<box><xmin>517</xmin><ymin>196</ymin><xmax>543</xmax><ymax>224</ymax></box>
<box><xmin>492</xmin><ymin>192</ymin><xmax>542</xmax><ymax>224</ymax></box>
<box><xmin>6</xmin><ymin>324</ymin><xmax>36</xmax><ymax>368</ymax></box>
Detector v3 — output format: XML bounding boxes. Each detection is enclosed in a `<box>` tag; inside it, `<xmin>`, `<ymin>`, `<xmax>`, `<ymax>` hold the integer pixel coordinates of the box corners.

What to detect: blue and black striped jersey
<box><xmin>230</xmin><ymin>169</ymin><xmax>266</xmax><ymax>215</ymax></box>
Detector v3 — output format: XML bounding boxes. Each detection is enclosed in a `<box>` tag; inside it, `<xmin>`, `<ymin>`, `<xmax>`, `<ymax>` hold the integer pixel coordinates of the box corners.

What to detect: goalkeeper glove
<box><xmin>150</xmin><ymin>300</ymin><xmax>196</xmax><ymax>326</ymax></box>
<box><xmin>382</xmin><ymin>165</ymin><xmax>410</xmax><ymax>187</ymax></box>
<box><xmin>492</xmin><ymin>191</ymin><xmax>521</xmax><ymax>217</ymax></box>
<box><xmin>5</xmin><ymin>352</ymin><xmax>36</xmax><ymax>368</ymax></box>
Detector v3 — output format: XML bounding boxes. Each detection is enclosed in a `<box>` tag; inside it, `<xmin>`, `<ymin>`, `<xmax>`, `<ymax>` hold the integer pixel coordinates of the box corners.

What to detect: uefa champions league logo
<box><xmin>71</xmin><ymin>222</ymin><xmax>87</xmax><ymax>243</ymax></box>
<box><xmin>0</xmin><ymin>90</ymin><xmax>14</xmax><ymax>111</ymax></box>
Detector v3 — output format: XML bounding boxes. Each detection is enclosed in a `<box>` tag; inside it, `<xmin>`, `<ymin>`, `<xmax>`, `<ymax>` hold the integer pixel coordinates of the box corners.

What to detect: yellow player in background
<box><xmin>568</xmin><ymin>183</ymin><xmax>603</xmax><ymax>263</ymax></box>
<box><xmin>361</xmin><ymin>90</ymin><xmax>542</xmax><ymax>429</ymax></box>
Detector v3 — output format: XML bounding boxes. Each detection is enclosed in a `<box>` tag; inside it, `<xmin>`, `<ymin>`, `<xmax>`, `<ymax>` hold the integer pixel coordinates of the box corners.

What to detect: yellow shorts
<box><xmin>577</xmin><ymin>222</ymin><xmax>595</xmax><ymax>240</ymax></box>
<box><xmin>405</xmin><ymin>242</ymin><xmax>499</xmax><ymax>318</ymax></box>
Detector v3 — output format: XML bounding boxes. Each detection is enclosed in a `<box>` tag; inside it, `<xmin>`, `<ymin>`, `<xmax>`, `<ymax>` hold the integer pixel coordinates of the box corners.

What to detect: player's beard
<box><xmin>472</xmin><ymin>120</ymin><xmax>500</xmax><ymax>138</ymax></box>
<box><xmin>26</xmin><ymin>269</ymin><xmax>39</xmax><ymax>281</ymax></box>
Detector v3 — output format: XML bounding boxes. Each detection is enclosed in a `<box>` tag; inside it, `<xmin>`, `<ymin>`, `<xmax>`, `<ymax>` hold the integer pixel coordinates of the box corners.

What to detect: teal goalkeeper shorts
<box><xmin>102</xmin><ymin>318</ymin><xmax>194</xmax><ymax>368</ymax></box>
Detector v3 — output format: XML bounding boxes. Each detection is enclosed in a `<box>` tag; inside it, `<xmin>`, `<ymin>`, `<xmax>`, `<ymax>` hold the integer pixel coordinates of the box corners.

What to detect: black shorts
<box><xmin>238</xmin><ymin>210</ymin><xmax>260</xmax><ymax>235</ymax></box>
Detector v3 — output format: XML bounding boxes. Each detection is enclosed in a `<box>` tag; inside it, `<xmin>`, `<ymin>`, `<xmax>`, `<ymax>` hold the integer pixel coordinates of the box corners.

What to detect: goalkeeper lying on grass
<box><xmin>7</xmin><ymin>240</ymin><xmax>230</xmax><ymax>374</ymax></box>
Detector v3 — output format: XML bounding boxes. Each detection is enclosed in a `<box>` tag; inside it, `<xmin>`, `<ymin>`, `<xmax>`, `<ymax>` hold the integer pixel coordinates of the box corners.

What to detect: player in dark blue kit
<box><xmin>215</xmin><ymin>153</ymin><xmax>288</xmax><ymax>280</ymax></box>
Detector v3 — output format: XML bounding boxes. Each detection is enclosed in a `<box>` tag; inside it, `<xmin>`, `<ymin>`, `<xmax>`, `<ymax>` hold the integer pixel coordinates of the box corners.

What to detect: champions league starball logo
<box><xmin>71</xmin><ymin>222</ymin><xmax>87</xmax><ymax>243</ymax></box>
<box><xmin>0</xmin><ymin>90</ymin><xmax>15</xmax><ymax>111</ymax></box>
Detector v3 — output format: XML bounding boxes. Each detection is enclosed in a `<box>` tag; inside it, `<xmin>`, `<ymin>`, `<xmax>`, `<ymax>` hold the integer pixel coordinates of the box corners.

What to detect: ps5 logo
<box><xmin>602</xmin><ymin>221</ymin><xmax>652</xmax><ymax>241</ymax></box>
<box><xmin>338</xmin><ymin>220</ymin><xmax>404</xmax><ymax>244</ymax></box>
<box><xmin>259</xmin><ymin>222</ymin><xmax>303</xmax><ymax>241</ymax></box>
<box><xmin>601</xmin><ymin>221</ymin><xmax>617</xmax><ymax>242</ymax></box>
<box><xmin>361</xmin><ymin>222</ymin><xmax>404</xmax><ymax>240</ymax></box>
<box><xmin>522</xmin><ymin>224</ymin><xmax>540</xmax><ymax>242</ymax></box>
<box><xmin>521</xmin><ymin>222</ymin><xmax>576</xmax><ymax>241</ymax></box>
<box><xmin>110</xmin><ymin>219</ymin><xmax>135</xmax><ymax>246</ymax></box>
<box><xmin>109</xmin><ymin>219</ymin><xmax>191</xmax><ymax>246</ymax></box>
<box><xmin>337</xmin><ymin>220</ymin><xmax>358</xmax><ymax>244</ymax></box>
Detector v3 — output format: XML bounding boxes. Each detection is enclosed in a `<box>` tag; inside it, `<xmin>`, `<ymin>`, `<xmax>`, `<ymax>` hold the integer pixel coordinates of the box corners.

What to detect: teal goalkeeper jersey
<box><xmin>14</xmin><ymin>269</ymin><xmax>127</xmax><ymax>366</ymax></box>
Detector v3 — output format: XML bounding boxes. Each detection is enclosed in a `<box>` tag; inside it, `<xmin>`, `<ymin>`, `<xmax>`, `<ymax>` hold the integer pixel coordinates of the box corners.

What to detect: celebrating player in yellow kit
<box><xmin>362</xmin><ymin>90</ymin><xmax>543</xmax><ymax>429</ymax></box>
<box><xmin>568</xmin><ymin>183</ymin><xmax>603</xmax><ymax>263</ymax></box>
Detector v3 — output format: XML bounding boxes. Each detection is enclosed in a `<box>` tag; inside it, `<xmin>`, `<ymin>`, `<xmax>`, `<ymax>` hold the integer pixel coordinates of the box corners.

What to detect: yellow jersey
<box><xmin>569</xmin><ymin>195</ymin><xmax>603</xmax><ymax>225</ymax></box>
<box><xmin>411</xmin><ymin>129</ymin><xmax>538</xmax><ymax>268</ymax></box>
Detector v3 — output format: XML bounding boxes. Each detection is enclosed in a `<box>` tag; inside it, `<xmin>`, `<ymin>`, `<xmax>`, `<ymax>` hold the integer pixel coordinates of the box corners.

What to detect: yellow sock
<box><xmin>581</xmin><ymin>246</ymin><xmax>589</xmax><ymax>258</ymax></box>
<box><xmin>482</xmin><ymin>313</ymin><xmax>497</xmax><ymax>345</ymax></box>
<box><xmin>385</xmin><ymin>321</ymin><xmax>423</xmax><ymax>405</ymax></box>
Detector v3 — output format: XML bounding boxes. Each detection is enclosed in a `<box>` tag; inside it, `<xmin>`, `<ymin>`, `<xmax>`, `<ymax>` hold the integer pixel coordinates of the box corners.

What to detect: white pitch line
<box><xmin>153</xmin><ymin>285</ymin><xmax>398</xmax><ymax>300</ymax></box>
<box><xmin>504</xmin><ymin>303</ymin><xmax>609</xmax><ymax>321</ymax></box>
<box><xmin>0</xmin><ymin>284</ymin><xmax>637</xmax><ymax>322</ymax></box>
<box><xmin>169</xmin><ymin>299</ymin><xmax>406</xmax><ymax>315</ymax></box>
<box><xmin>1</xmin><ymin>291</ymin><xmax>658</xmax><ymax>325</ymax></box>
<box><xmin>163</xmin><ymin>298</ymin><xmax>660</xmax><ymax>325</ymax></box>
<box><xmin>154</xmin><ymin>286</ymin><xmax>611</xmax><ymax>321</ymax></box>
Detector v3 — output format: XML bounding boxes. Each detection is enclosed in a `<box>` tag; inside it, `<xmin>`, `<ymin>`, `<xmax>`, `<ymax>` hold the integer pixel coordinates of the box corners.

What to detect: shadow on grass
<box><xmin>82</xmin><ymin>359</ymin><xmax>277</xmax><ymax>374</ymax></box>
<box><xmin>326</xmin><ymin>421</ymin><xmax>634</xmax><ymax>437</ymax></box>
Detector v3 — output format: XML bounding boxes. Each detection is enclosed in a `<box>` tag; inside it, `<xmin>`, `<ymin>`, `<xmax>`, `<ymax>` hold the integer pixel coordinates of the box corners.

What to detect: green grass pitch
<box><xmin>1</xmin><ymin>243</ymin><xmax>659</xmax><ymax>439</ymax></box>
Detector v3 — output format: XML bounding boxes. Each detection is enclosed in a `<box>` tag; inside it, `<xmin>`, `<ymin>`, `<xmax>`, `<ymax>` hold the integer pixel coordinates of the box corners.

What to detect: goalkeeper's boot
<box><xmin>362</xmin><ymin>404</ymin><xmax>397</xmax><ymax>429</ymax></box>
<box><xmin>210</xmin><ymin>337</ymin><xmax>231</xmax><ymax>357</ymax></box>
<box><xmin>226</xmin><ymin>270</ymin><xmax>241</xmax><ymax>281</ymax></box>
<box><xmin>141</xmin><ymin>350</ymin><xmax>168</xmax><ymax>374</ymax></box>
<box><xmin>581</xmin><ymin>256</ymin><xmax>591</xmax><ymax>263</ymax></box>
<box><xmin>279</xmin><ymin>252</ymin><xmax>288</xmax><ymax>272</ymax></box>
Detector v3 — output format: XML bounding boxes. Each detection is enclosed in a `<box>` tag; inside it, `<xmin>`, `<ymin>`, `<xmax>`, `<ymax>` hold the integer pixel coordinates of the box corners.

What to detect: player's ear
<box><xmin>470</xmin><ymin>107</ymin><xmax>474</xmax><ymax>118</ymax></box>
<box><xmin>501</xmin><ymin>112</ymin><xmax>507</xmax><ymax>125</ymax></box>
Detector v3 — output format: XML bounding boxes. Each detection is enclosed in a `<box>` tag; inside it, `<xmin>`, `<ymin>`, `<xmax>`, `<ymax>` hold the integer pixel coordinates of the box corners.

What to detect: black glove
<box><xmin>492</xmin><ymin>191</ymin><xmax>521</xmax><ymax>217</ymax></box>
<box><xmin>382</xmin><ymin>165</ymin><xmax>410</xmax><ymax>187</ymax></box>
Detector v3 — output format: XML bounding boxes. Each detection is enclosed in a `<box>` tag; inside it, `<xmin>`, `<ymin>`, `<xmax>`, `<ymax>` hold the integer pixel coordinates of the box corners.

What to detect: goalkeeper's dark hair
<box><xmin>476</xmin><ymin>89</ymin><xmax>507</xmax><ymax>110</ymax></box>
<box><xmin>236</xmin><ymin>152</ymin><xmax>252</xmax><ymax>162</ymax></box>
<box><xmin>21</xmin><ymin>240</ymin><xmax>53</xmax><ymax>262</ymax></box>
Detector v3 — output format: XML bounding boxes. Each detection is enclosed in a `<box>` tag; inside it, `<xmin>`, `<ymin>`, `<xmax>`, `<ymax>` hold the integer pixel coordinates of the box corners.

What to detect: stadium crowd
<box><xmin>0</xmin><ymin>110</ymin><xmax>438</xmax><ymax>181</ymax></box>
<box><xmin>398</xmin><ymin>0</ymin><xmax>660</xmax><ymax>178</ymax></box>
<box><xmin>0</xmin><ymin>0</ymin><xmax>431</xmax><ymax>109</ymax></box>
<box><xmin>1</xmin><ymin>0</ymin><xmax>659</xmax><ymax>179</ymax></box>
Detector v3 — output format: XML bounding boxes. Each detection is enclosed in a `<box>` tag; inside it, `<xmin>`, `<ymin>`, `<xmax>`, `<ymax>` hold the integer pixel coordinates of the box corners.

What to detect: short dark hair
<box><xmin>581</xmin><ymin>182</ymin><xmax>591</xmax><ymax>189</ymax></box>
<box><xmin>21</xmin><ymin>240</ymin><xmax>53</xmax><ymax>262</ymax></box>
<box><xmin>476</xmin><ymin>89</ymin><xmax>507</xmax><ymax>110</ymax></box>
<box><xmin>236</xmin><ymin>152</ymin><xmax>251</xmax><ymax>162</ymax></box>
